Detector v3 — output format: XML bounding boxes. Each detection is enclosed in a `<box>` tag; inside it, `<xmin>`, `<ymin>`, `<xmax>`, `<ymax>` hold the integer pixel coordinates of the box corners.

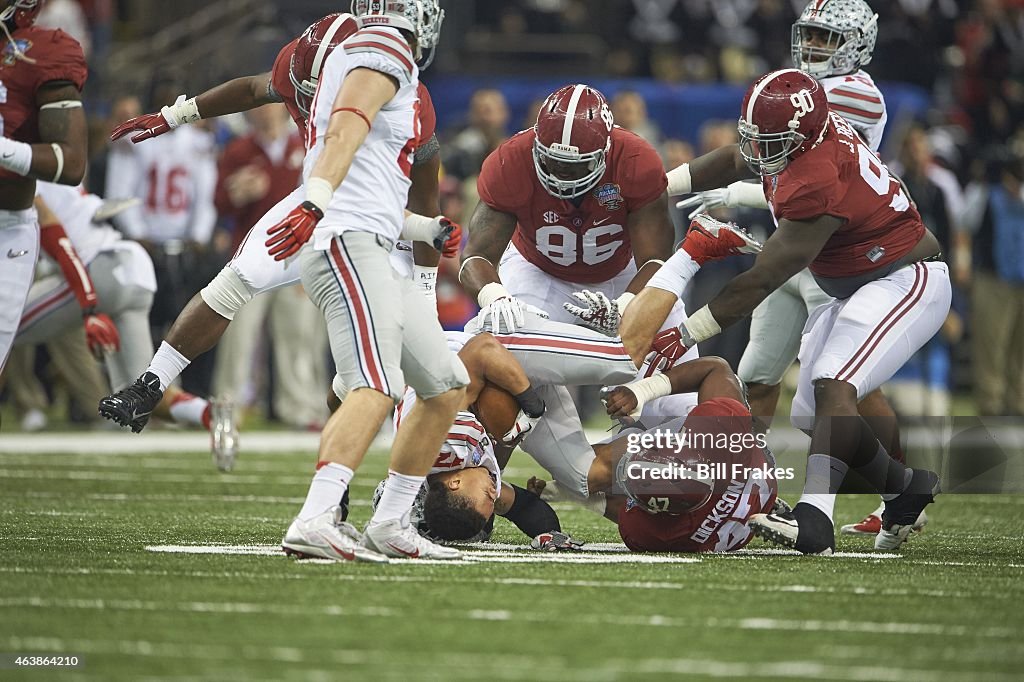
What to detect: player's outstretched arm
<box><xmin>666</xmin><ymin>144</ymin><xmax>754</xmax><ymax>196</ymax></box>
<box><xmin>602</xmin><ymin>356</ymin><xmax>743</xmax><ymax>419</ymax></box>
<box><xmin>458</xmin><ymin>201</ymin><xmax>516</xmax><ymax>300</ymax></box>
<box><xmin>1</xmin><ymin>83</ymin><xmax>90</xmax><ymax>185</ymax></box>
<box><xmin>110</xmin><ymin>72</ymin><xmax>275</xmax><ymax>143</ymax></box>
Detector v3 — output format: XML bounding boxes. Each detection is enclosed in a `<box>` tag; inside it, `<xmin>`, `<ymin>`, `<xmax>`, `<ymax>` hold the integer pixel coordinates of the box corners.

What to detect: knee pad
<box><xmin>200</xmin><ymin>267</ymin><xmax>253</xmax><ymax>321</ymax></box>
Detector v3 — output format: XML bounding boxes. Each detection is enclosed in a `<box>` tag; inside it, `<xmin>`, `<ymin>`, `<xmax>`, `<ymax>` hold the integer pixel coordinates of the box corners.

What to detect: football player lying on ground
<box><xmin>617</xmin><ymin>69</ymin><xmax>948</xmax><ymax>554</ymax></box>
<box><xmin>355</xmin><ymin>332</ymin><xmax>581</xmax><ymax>550</ymax></box>
<box><xmin>528</xmin><ymin>356</ymin><xmax>785</xmax><ymax>553</ymax></box>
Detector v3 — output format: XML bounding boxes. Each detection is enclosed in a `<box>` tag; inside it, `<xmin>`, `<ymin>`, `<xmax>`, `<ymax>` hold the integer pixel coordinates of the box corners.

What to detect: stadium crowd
<box><xmin>1</xmin><ymin>0</ymin><xmax>1022</xmax><ymax>433</ymax></box>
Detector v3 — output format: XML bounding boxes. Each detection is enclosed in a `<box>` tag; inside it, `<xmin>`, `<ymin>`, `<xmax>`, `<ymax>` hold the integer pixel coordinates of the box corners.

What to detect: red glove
<box><xmin>83</xmin><ymin>310</ymin><xmax>120</xmax><ymax>358</ymax></box>
<box><xmin>40</xmin><ymin>223</ymin><xmax>98</xmax><ymax>310</ymax></box>
<box><xmin>642</xmin><ymin>327</ymin><xmax>690</xmax><ymax>378</ymax></box>
<box><xmin>265</xmin><ymin>201</ymin><xmax>324</xmax><ymax>261</ymax></box>
<box><xmin>433</xmin><ymin>217</ymin><xmax>462</xmax><ymax>258</ymax></box>
<box><xmin>110</xmin><ymin>112</ymin><xmax>172</xmax><ymax>143</ymax></box>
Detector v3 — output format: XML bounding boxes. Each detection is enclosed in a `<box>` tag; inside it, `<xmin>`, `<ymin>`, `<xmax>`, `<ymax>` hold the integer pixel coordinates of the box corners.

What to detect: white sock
<box><xmin>147</xmin><ymin>342</ymin><xmax>191</xmax><ymax>391</ymax></box>
<box><xmin>297</xmin><ymin>462</ymin><xmax>354</xmax><ymax>521</ymax></box>
<box><xmin>798</xmin><ymin>454</ymin><xmax>849</xmax><ymax>521</ymax></box>
<box><xmin>369</xmin><ymin>471</ymin><xmax>426</xmax><ymax>526</ymax></box>
<box><xmin>168</xmin><ymin>394</ymin><xmax>209</xmax><ymax>428</ymax></box>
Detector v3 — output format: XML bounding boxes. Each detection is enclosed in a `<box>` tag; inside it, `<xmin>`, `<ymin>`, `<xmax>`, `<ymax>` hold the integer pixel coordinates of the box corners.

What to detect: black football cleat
<box><xmin>98</xmin><ymin>371</ymin><xmax>163</xmax><ymax>433</ymax></box>
<box><xmin>875</xmin><ymin>469</ymin><xmax>940</xmax><ymax>551</ymax></box>
<box><xmin>750</xmin><ymin>502</ymin><xmax>836</xmax><ymax>556</ymax></box>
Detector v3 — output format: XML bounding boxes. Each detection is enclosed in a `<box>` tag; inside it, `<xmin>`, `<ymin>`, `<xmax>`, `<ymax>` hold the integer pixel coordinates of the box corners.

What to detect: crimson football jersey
<box><xmin>764</xmin><ymin>111</ymin><xmax>925</xmax><ymax>282</ymax></box>
<box><xmin>477</xmin><ymin>127</ymin><xmax>667</xmax><ymax>284</ymax></box>
<box><xmin>617</xmin><ymin>398</ymin><xmax>778</xmax><ymax>553</ymax></box>
<box><xmin>0</xmin><ymin>26</ymin><xmax>86</xmax><ymax>146</ymax></box>
<box><xmin>270</xmin><ymin>37</ymin><xmax>435</xmax><ymax>150</ymax></box>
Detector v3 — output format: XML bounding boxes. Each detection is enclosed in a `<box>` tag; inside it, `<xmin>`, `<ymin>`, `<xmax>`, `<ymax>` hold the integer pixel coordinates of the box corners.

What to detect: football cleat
<box><xmin>841</xmin><ymin>502</ymin><xmax>928</xmax><ymax>536</ymax></box>
<box><xmin>282</xmin><ymin>506</ymin><xmax>389</xmax><ymax>563</ymax></box>
<box><xmin>210</xmin><ymin>398</ymin><xmax>239</xmax><ymax>472</ymax></box>
<box><xmin>681</xmin><ymin>214</ymin><xmax>762</xmax><ymax>266</ymax></box>
<box><xmin>530</xmin><ymin>531</ymin><xmax>584</xmax><ymax>552</ymax></box>
<box><xmin>363</xmin><ymin>512</ymin><xmax>463</xmax><ymax>560</ymax></box>
<box><xmin>750</xmin><ymin>502</ymin><xmax>836</xmax><ymax>555</ymax></box>
<box><xmin>875</xmin><ymin>469</ymin><xmax>940</xmax><ymax>551</ymax></box>
<box><xmin>98</xmin><ymin>371</ymin><xmax>163</xmax><ymax>433</ymax></box>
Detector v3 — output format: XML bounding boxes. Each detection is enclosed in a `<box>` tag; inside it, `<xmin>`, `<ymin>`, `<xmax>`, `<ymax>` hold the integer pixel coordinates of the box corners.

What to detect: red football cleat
<box><xmin>681</xmin><ymin>213</ymin><xmax>762</xmax><ymax>265</ymax></box>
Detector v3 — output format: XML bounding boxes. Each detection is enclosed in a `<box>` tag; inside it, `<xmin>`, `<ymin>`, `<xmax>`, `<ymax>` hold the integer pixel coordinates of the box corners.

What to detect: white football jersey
<box><xmin>305</xmin><ymin>26</ymin><xmax>420</xmax><ymax>249</ymax></box>
<box><xmin>36</xmin><ymin>182</ymin><xmax>119</xmax><ymax>266</ymax></box>
<box><xmin>396</xmin><ymin>386</ymin><xmax>502</xmax><ymax>491</ymax></box>
<box><xmin>821</xmin><ymin>70</ymin><xmax>887</xmax><ymax>152</ymax></box>
<box><xmin>105</xmin><ymin>126</ymin><xmax>218</xmax><ymax>244</ymax></box>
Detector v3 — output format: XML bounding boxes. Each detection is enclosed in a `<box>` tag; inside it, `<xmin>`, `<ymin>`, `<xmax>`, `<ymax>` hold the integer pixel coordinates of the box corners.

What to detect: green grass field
<box><xmin>2</xmin><ymin>437</ymin><xmax>1024</xmax><ymax>681</ymax></box>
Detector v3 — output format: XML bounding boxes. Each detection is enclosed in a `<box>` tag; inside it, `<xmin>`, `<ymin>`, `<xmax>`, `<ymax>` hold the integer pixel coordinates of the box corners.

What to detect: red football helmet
<box><xmin>737</xmin><ymin>69</ymin><xmax>829</xmax><ymax>176</ymax></box>
<box><xmin>616</xmin><ymin>444</ymin><xmax>714</xmax><ymax>515</ymax></box>
<box><xmin>0</xmin><ymin>0</ymin><xmax>41</xmax><ymax>28</ymax></box>
<box><xmin>533</xmin><ymin>84</ymin><xmax>614</xmax><ymax>200</ymax></box>
<box><xmin>289</xmin><ymin>13</ymin><xmax>360</xmax><ymax>119</ymax></box>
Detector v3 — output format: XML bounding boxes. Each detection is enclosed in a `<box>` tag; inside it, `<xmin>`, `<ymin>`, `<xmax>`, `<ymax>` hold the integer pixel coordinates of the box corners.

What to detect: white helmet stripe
<box><xmin>745</xmin><ymin>68</ymin><xmax>804</xmax><ymax>124</ymax></box>
<box><xmin>561</xmin><ymin>84</ymin><xmax>587</xmax><ymax>147</ymax></box>
<box><xmin>312</xmin><ymin>13</ymin><xmax>353</xmax><ymax>79</ymax></box>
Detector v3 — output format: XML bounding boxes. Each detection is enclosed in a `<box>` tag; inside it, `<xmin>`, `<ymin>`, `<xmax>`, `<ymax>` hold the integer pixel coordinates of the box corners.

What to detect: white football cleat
<box><xmin>363</xmin><ymin>513</ymin><xmax>463</xmax><ymax>560</ymax></box>
<box><xmin>282</xmin><ymin>506</ymin><xmax>389</xmax><ymax>563</ymax></box>
<box><xmin>874</xmin><ymin>470</ymin><xmax>939</xmax><ymax>551</ymax></box>
<box><xmin>210</xmin><ymin>397</ymin><xmax>239</xmax><ymax>472</ymax></box>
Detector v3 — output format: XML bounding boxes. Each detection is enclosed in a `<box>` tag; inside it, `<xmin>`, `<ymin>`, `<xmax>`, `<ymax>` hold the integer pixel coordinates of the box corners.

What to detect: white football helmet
<box><xmin>350</xmin><ymin>0</ymin><xmax>445</xmax><ymax>67</ymax></box>
<box><xmin>791</xmin><ymin>0</ymin><xmax>878</xmax><ymax>78</ymax></box>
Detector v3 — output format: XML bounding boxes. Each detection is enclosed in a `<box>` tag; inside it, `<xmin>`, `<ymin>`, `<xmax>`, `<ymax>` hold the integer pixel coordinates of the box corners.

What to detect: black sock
<box><xmin>514</xmin><ymin>386</ymin><xmax>546</xmax><ymax>418</ymax></box>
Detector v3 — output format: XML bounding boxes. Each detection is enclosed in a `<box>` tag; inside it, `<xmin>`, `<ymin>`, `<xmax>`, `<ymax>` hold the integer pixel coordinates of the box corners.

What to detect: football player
<box><xmin>261</xmin><ymin>0</ymin><xmax>474</xmax><ymax>563</ymax></box>
<box><xmin>0</xmin><ymin>0</ymin><xmax>89</xmax><ymax>373</ymax></box>
<box><xmin>366</xmin><ymin>332</ymin><xmax>580</xmax><ymax>549</ymax></box>
<box><xmin>600</xmin><ymin>356</ymin><xmax>781</xmax><ymax>553</ymax></box>
<box><xmin>675</xmin><ymin>0</ymin><xmax>905</xmax><ymax>536</ymax></box>
<box><xmin>622</xmin><ymin>70</ymin><xmax>948</xmax><ymax>554</ymax></box>
<box><xmin>98</xmin><ymin>12</ymin><xmax>458</xmax><ymax>439</ymax></box>
<box><xmin>15</xmin><ymin>185</ymin><xmax>213</xmax><ymax>437</ymax></box>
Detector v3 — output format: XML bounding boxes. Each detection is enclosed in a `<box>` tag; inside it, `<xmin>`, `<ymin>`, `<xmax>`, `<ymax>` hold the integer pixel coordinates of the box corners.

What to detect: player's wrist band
<box><xmin>161</xmin><ymin>95</ymin><xmax>201</xmax><ymax>128</ymax></box>
<box><xmin>614</xmin><ymin>292</ymin><xmax>635</xmax><ymax>314</ymax></box>
<box><xmin>727</xmin><ymin>181</ymin><xmax>769</xmax><ymax>209</ymax></box>
<box><xmin>477</xmin><ymin>282</ymin><xmax>511</xmax><ymax>307</ymax></box>
<box><xmin>0</xmin><ymin>136</ymin><xmax>32</xmax><ymax>176</ymax></box>
<box><xmin>666</xmin><ymin>163</ymin><xmax>692</xmax><ymax>196</ymax></box>
<box><xmin>401</xmin><ymin>212</ymin><xmax>439</xmax><ymax>242</ymax></box>
<box><xmin>625</xmin><ymin>373</ymin><xmax>673</xmax><ymax>416</ymax></box>
<box><xmin>683</xmin><ymin>305</ymin><xmax>721</xmax><ymax>344</ymax></box>
<box><xmin>305</xmin><ymin>177</ymin><xmax>334</xmax><ymax>214</ymax></box>
<box><xmin>458</xmin><ymin>255</ymin><xmax>493</xmax><ymax>284</ymax></box>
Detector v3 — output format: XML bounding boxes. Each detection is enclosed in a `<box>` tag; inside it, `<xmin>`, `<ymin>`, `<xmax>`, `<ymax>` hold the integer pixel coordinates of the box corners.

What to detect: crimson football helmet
<box><xmin>737</xmin><ymin>69</ymin><xmax>829</xmax><ymax>176</ymax></box>
<box><xmin>615</xmin><ymin>442</ymin><xmax>714</xmax><ymax>515</ymax></box>
<box><xmin>533</xmin><ymin>84</ymin><xmax>614</xmax><ymax>200</ymax></box>
<box><xmin>0</xmin><ymin>0</ymin><xmax>41</xmax><ymax>28</ymax></box>
<box><xmin>350</xmin><ymin>0</ymin><xmax>445</xmax><ymax>67</ymax></box>
<box><xmin>290</xmin><ymin>13</ymin><xmax>360</xmax><ymax>120</ymax></box>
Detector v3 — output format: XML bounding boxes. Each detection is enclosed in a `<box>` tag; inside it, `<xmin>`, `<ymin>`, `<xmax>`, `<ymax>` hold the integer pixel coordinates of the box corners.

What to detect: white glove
<box><xmin>502</xmin><ymin>408</ymin><xmax>544</xmax><ymax>446</ymax></box>
<box><xmin>530</xmin><ymin>531</ymin><xmax>584</xmax><ymax>551</ymax></box>
<box><xmin>563</xmin><ymin>290</ymin><xmax>627</xmax><ymax>336</ymax></box>
<box><xmin>675</xmin><ymin>182</ymin><xmax>769</xmax><ymax>219</ymax></box>
<box><xmin>478</xmin><ymin>296</ymin><xmax>549</xmax><ymax>334</ymax></box>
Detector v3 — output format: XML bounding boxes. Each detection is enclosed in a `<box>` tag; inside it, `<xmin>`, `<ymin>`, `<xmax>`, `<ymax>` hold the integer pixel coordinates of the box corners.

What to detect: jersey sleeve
<box><xmin>269</xmin><ymin>38</ymin><xmax>299</xmax><ymax>103</ymax></box>
<box><xmin>417</xmin><ymin>84</ymin><xmax>437</xmax><ymax>144</ymax></box>
<box><xmin>825</xmin><ymin>78</ymin><xmax>885</xmax><ymax>136</ymax></box>
<box><xmin>477</xmin><ymin>135</ymin><xmax>532</xmax><ymax>214</ymax></box>
<box><xmin>33</xmin><ymin>29</ymin><xmax>88</xmax><ymax>92</ymax></box>
<box><xmin>774</xmin><ymin>167</ymin><xmax>837</xmax><ymax>222</ymax></box>
<box><xmin>617</xmin><ymin>130</ymin><xmax>668</xmax><ymax>208</ymax></box>
<box><xmin>342</xmin><ymin>27</ymin><xmax>416</xmax><ymax>88</ymax></box>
